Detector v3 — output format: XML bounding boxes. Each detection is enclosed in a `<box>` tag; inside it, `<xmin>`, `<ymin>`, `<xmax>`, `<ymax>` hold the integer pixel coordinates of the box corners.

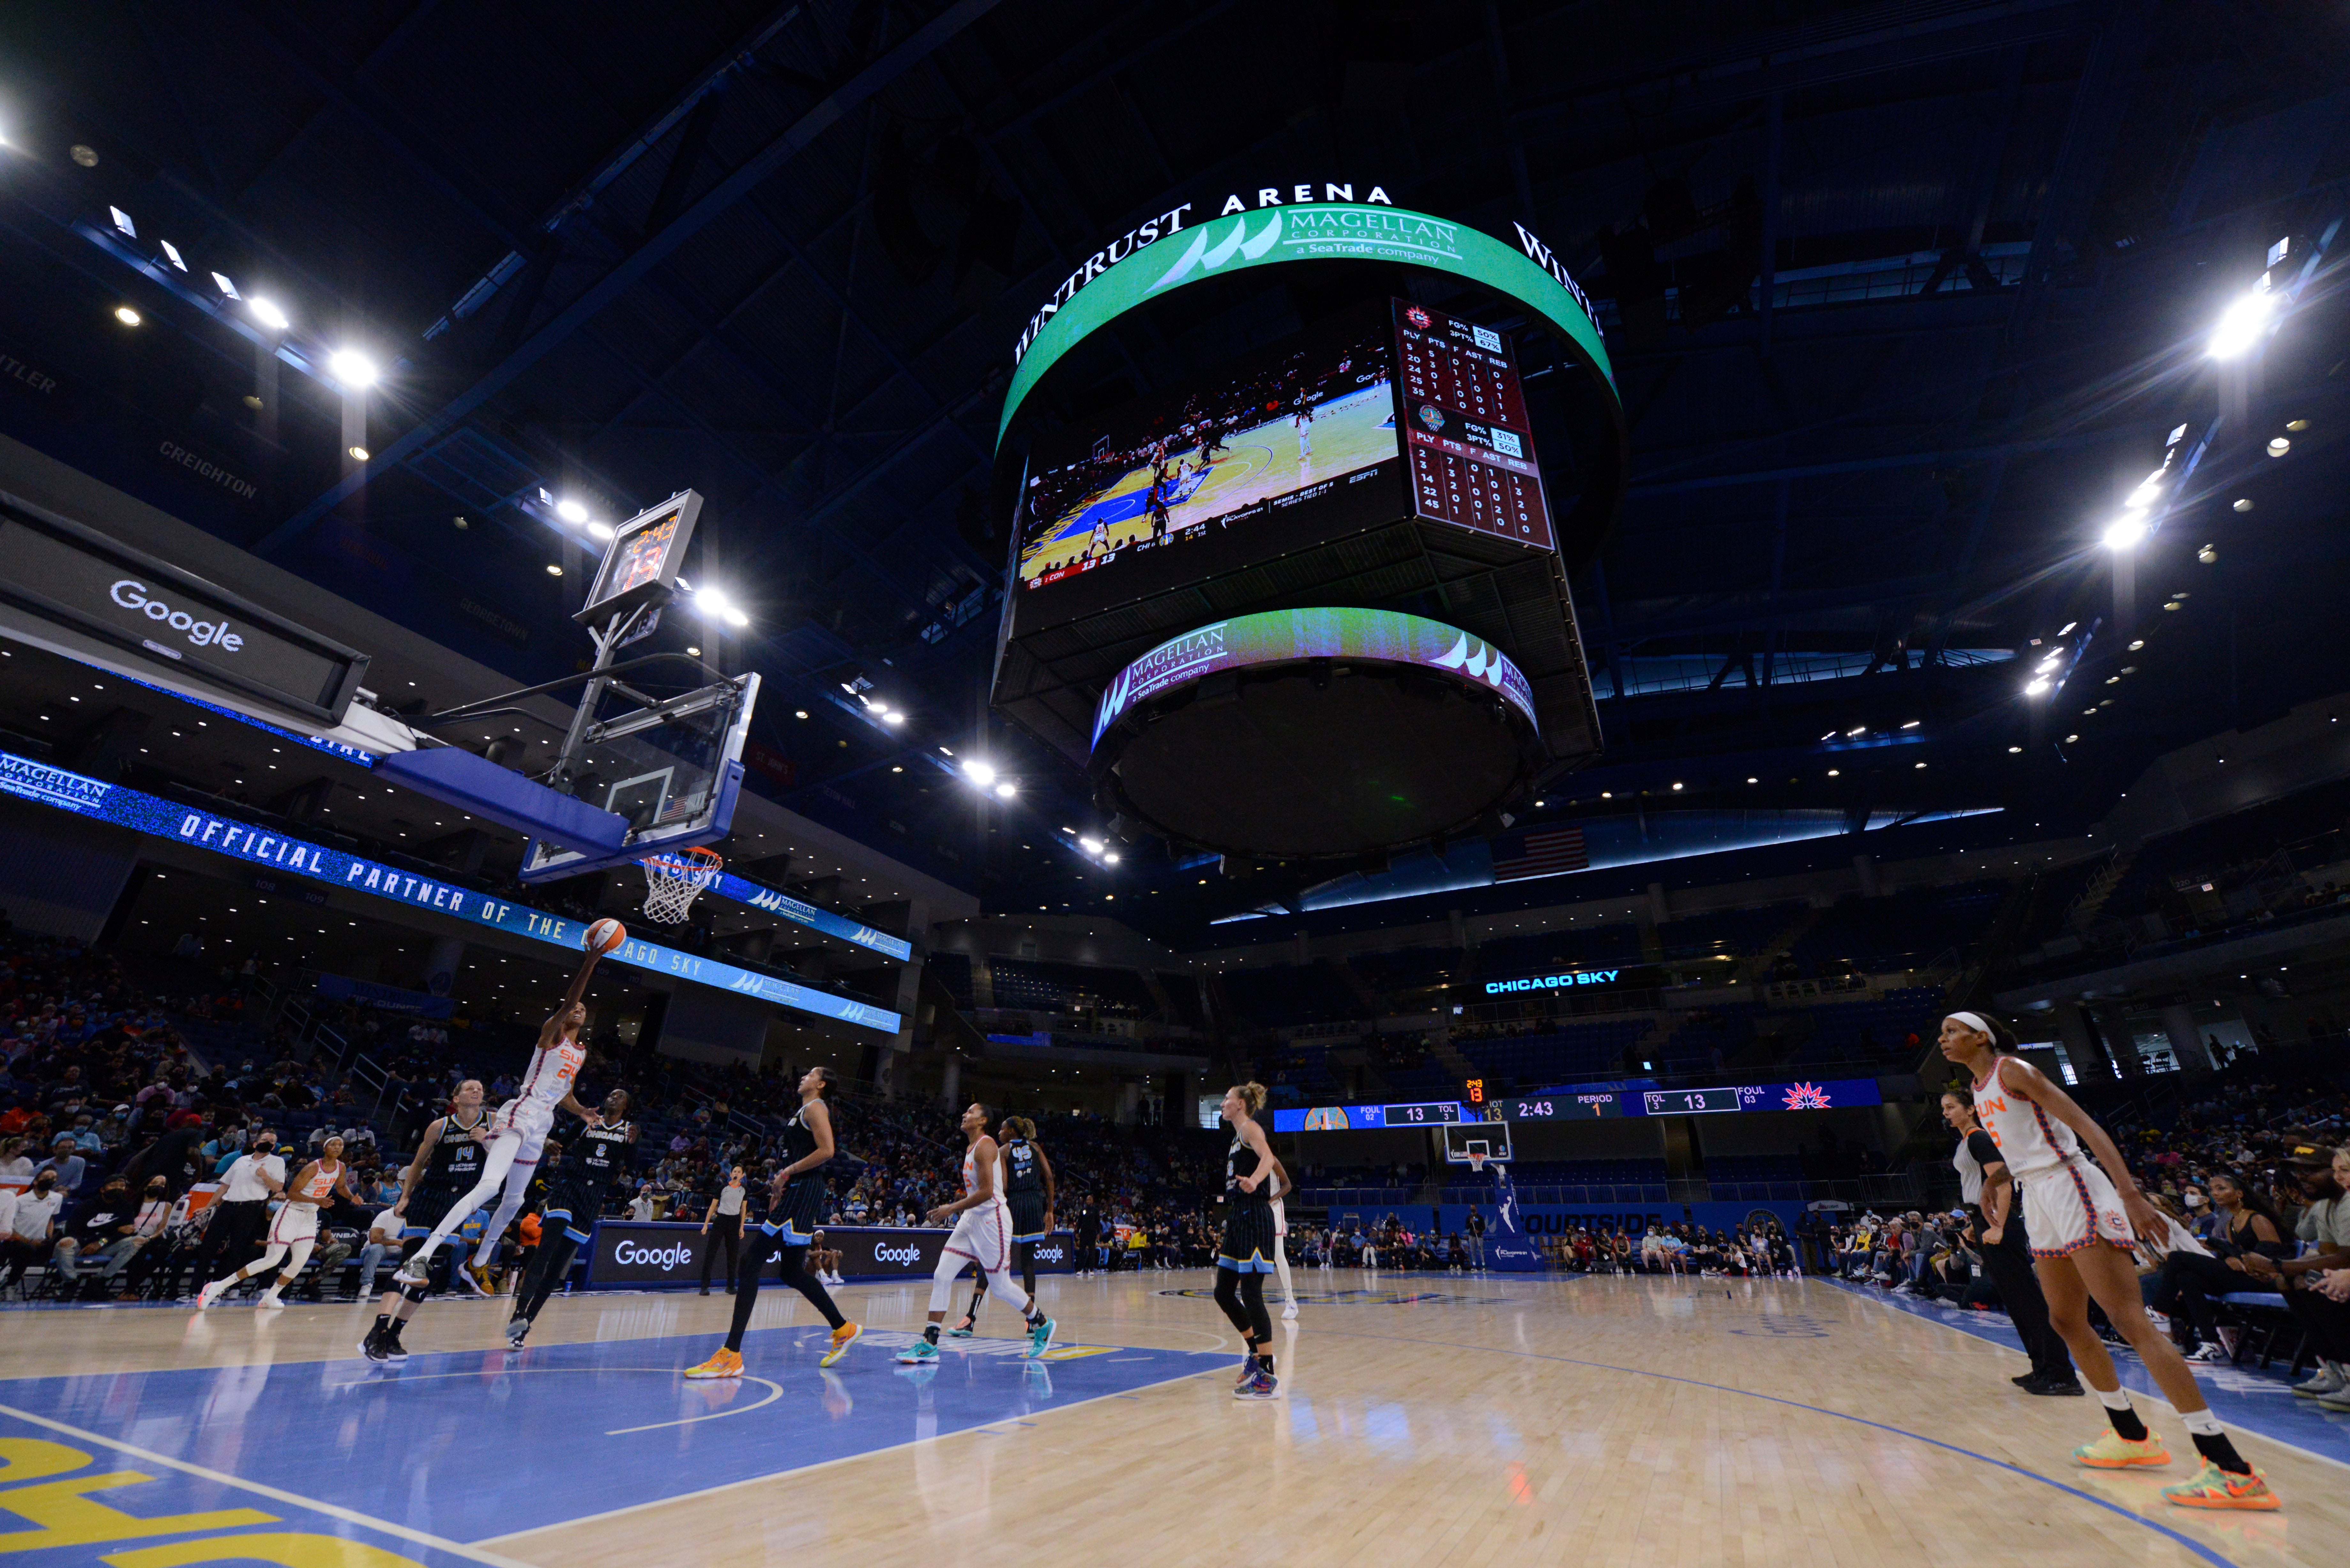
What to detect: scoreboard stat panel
<box><xmin>1393</xmin><ymin>298</ymin><xmax>1555</xmax><ymax>551</ymax></box>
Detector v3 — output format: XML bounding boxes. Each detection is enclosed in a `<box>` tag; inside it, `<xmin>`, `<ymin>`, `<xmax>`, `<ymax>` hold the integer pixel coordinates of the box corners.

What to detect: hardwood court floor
<box><xmin>1</xmin><ymin>1268</ymin><xmax>2343</xmax><ymax>1568</ymax></box>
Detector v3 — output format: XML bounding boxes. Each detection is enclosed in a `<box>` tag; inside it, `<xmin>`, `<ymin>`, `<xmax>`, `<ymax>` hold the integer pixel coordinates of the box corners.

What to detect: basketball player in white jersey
<box><xmin>1292</xmin><ymin>402</ymin><xmax>1313</xmax><ymax>460</ymax></box>
<box><xmin>1940</xmin><ymin>1010</ymin><xmax>2279</xmax><ymax>1511</ymax></box>
<box><xmin>897</xmin><ymin>1101</ymin><xmax>1056</xmax><ymax>1364</ymax></box>
<box><xmin>401</xmin><ymin>930</ymin><xmax>614</xmax><ymax>1291</ymax></box>
<box><xmin>198</xmin><ymin>1135</ymin><xmax>354</xmax><ymax>1309</ymax></box>
<box><xmin>1269</xmin><ymin>1166</ymin><xmax>1299</xmax><ymax>1320</ymax></box>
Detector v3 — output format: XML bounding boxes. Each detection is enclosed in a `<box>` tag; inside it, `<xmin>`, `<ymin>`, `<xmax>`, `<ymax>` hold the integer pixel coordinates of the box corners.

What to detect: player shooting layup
<box><xmin>400</xmin><ymin>923</ymin><xmax>620</xmax><ymax>1290</ymax></box>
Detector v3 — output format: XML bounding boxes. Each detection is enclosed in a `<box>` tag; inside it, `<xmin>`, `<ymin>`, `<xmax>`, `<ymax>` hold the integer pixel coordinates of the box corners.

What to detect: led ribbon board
<box><xmin>0</xmin><ymin>750</ymin><xmax>901</xmax><ymax>1034</ymax></box>
<box><xmin>999</xmin><ymin>202</ymin><xmax>1616</xmax><ymax>448</ymax></box>
<box><xmin>708</xmin><ymin>870</ymin><xmax>913</xmax><ymax>961</ymax></box>
<box><xmin>1091</xmin><ymin>606</ymin><xmax>1537</xmax><ymax>752</ymax></box>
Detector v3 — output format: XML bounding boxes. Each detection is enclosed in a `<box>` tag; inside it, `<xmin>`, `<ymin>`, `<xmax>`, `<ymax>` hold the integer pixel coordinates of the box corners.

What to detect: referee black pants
<box><xmin>700</xmin><ymin>1222</ymin><xmax>740</xmax><ymax>1292</ymax></box>
<box><xmin>1979</xmin><ymin>1236</ymin><xmax>2073</xmax><ymax>1381</ymax></box>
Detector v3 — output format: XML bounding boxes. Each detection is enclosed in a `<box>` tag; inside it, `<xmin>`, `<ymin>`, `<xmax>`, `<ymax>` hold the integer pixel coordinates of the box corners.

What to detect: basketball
<box><xmin>585</xmin><ymin>917</ymin><xmax>627</xmax><ymax>955</ymax></box>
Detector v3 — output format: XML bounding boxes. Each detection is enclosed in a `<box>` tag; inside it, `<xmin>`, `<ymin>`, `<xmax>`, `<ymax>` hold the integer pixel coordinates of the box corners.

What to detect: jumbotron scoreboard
<box><xmin>1270</xmin><ymin>1077</ymin><xmax>1883</xmax><ymax>1133</ymax></box>
<box><xmin>988</xmin><ymin>183</ymin><xmax>1627</xmax><ymax>863</ymax></box>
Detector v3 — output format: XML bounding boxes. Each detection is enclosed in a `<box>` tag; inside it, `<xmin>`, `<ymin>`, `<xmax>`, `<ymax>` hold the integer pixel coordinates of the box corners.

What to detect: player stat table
<box><xmin>1392</xmin><ymin>299</ymin><xmax>1555</xmax><ymax>551</ymax></box>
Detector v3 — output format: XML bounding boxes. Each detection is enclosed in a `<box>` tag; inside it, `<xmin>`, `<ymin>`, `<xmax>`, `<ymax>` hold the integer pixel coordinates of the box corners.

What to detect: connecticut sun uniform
<box><xmin>945</xmin><ymin>1137</ymin><xmax>1012</xmax><ymax>1274</ymax></box>
<box><xmin>497</xmin><ymin>1036</ymin><xmax>588</xmax><ymax>1161</ymax></box>
<box><xmin>1971</xmin><ymin>1055</ymin><xmax>2134</xmax><ymax>1256</ymax></box>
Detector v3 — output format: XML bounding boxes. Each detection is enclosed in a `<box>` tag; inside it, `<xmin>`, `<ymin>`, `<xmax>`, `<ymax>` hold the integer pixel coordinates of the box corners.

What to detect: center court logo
<box><xmin>613</xmin><ymin>1240</ymin><xmax>693</xmax><ymax>1270</ymax></box>
<box><xmin>873</xmin><ymin>1244</ymin><xmax>922</xmax><ymax>1266</ymax></box>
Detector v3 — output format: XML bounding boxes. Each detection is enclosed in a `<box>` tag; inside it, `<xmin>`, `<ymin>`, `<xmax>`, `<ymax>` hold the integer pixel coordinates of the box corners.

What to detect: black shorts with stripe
<box><xmin>761</xmin><ymin>1175</ymin><xmax>828</xmax><ymax>1245</ymax></box>
<box><xmin>1008</xmin><ymin>1195</ymin><xmax>1048</xmax><ymax>1243</ymax></box>
<box><xmin>540</xmin><ymin>1178</ymin><xmax>602</xmax><ymax>1244</ymax></box>
<box><xmin>1218</xmin><ymin>1202</ymin><xmax>1279</xmax><ymax>1273</ymax></box>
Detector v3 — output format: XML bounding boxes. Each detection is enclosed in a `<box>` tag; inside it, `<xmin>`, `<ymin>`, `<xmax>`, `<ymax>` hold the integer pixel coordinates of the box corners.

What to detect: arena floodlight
<box><xmin>1104</xmin><ymin>852</ymin><xmax>1121</xmax><ymax>864</ymax></box>
<box><xmin>994</xmin><ymin>781</ymin><xmax>1016</xmax><ymax>799</ymax></box>
<box><xmin>723</xmin><ymin>606</ymin><xmax>749</xmax><ymax>628</ymax></box>
<box><xmin>2102</xmin><ymin>515</ymin><xmax>2148</xmax><ymax>550</ymax></box>
<box><xmin>2208</xmin><ymin>285</ymin><xmax>2278</xmax><ymax>360</ymax></box>
<box><xmin>555</xmin><ymin>498</ymin><xmax>588</xmax><ymax>523</ymax></box>
<box><xmin>109</xmin><ymin>206</ymin><xmax>136</xmax><ymax>238</ymax></box>
<box><xmin>585</xmin><ymin>521</ymin><xmax>615</xmax><ymax>541</ymax></box>
<box><xmin>158</xmin><ymin>239</ymin><xmax>186</xmax><ymax>272</ymax></box>
<box><xmin>963</xmin><ymin>759</ymin><xmax>998</xmax><ymax>788</ymax></box>
<box><xmin>247</xmin><ymin>296</ymin><xmax>289</xmax><ymax>330</ymax></box>
<box><xmin>327</xmin><ymin>348</ymin><xmax>378</xmax><ymax>388</ymax></box>
<box><xmin>881</xmin><ymin>709</ymin><xmax>905</xmax><ymax>726</ymax></box>
<box><xmin>211</xmin><ymin>271</ymin><xmax>240</xmax><ymax>300</ymax></box>
<box><xmin>2025</xmin><ymin>678</ymin><xmax>2051</xmax><ymax>697</ymax></box>
<box><xmin>1078</xmin><ymin>836</ymin><xmax>1103</xmax><ymax>853</ymax></box>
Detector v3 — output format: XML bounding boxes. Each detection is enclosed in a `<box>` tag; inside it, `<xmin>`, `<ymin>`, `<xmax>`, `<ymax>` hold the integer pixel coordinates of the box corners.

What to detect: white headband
<box><xmin>1946</xmin><ymin>1010</ymin><xmax>1994</xmax><ymax>1037</ymax></box>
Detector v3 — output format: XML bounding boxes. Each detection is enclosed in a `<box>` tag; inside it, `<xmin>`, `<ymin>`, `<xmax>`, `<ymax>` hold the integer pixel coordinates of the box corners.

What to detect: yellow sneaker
<box><xmin>684</xmin><ymin>1347</ymin><xmax>743</xmax><ymax>1380</ymax></box>
<box><xmin>820</xmin><ymin>1321</ymin><xmax>861</xmax><ymax>1368</ymax></box>
<box><xmin>2160</xmin><ymin>1461</ymin><xmax>2279</xmax><ymax>1510</ymax></box>
<box><xmin>2073</xmin><ymin>1430</ymin><xmax>2171</xmax><ymax>1469</ymax></box>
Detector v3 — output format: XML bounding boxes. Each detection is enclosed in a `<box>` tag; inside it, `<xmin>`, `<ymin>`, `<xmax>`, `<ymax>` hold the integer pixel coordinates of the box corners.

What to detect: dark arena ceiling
<box><xmin>1</xmin><ymin>0</ymin><xmax>2345</xmax><ymax>945</ymax></box>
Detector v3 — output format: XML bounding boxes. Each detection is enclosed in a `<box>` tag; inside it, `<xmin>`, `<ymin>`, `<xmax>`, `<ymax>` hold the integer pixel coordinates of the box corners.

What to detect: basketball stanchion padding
<box><xmin>641</xmin><ymin>846</ymin><xmax>724</xmax><ymax>923</ymax></box>
<box><xmin>585</xmin><ymin>918</ymin><xmax>628</xmax><ymax>954</ymax></box>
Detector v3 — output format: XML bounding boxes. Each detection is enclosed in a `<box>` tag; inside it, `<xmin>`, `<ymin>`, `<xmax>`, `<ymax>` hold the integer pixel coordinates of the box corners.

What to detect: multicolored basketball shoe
<box><xmin>2073</xmin><ymin>1431</ymin><xmax>2171</xmax><ymax>1469</ymax></box>
<box><xmin>2160</xmin><ymin>1462</ymin><xmax>2279</xmax><ymax>1510</ymax></box>
<box><xmin>896</xmin><ymin>1338</ymin><xmax>940</xmax><ymax>1365</ymax></box>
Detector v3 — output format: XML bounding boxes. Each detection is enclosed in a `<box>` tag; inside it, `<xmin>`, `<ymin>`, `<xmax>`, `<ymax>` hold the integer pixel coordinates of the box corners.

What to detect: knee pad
<box><xmin>399</xmin><ymin>1280</ymin><xmax>430</xmax><ymax>1306</ymax></box>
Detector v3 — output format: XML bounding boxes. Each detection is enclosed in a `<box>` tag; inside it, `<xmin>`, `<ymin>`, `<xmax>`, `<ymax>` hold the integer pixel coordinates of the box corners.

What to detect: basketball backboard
<box><xmin>1442</xmin><ymin>1120</ymin><xmax>1513</xmax><ymax>1165</ymax></box>
<box><xmin>519</xmin><ymin>669</ymin><xmax>757</xmax><ymax>882</ymax></box>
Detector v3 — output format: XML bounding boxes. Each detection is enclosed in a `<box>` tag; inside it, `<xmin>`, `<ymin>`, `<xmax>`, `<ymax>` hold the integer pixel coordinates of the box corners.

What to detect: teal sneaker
<box><xmin>1024</xmin><ymin>1315</ymin><xmax>1057</xmax><ymax>1359</ymax></box>
<box><xmin>946</xmin><ymin>1321</ymin><xmax>975</xmax><ymax>1339</ymax></box>
<box><xmin>895</xmin><ymin>1338</ymin><xmax>940</xmax><ymax>1365</ymax></box>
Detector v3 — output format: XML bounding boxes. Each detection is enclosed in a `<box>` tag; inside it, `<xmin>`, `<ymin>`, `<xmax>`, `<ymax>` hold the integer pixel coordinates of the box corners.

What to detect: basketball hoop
<box><xmin>1466</xmin><ymin>1151</ymin><xmax>1487</xmax><ymax>1178</ymax></box>
<box><xmin>640</xmin><ymin>846</ymin><xmax>724</xmax><ymax>923</ymax></box>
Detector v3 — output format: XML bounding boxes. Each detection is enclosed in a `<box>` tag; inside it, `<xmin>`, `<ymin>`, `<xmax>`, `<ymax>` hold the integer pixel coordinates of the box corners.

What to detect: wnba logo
<box><xmin>873</xmin><ymin>1245</ymin><xmax>922</xmax><ymax>1266</ymax></box>
<box><xmin>613</xmin><ymin>1240</ymin><xmax>692</xmax><ymax>1271</ymax></box>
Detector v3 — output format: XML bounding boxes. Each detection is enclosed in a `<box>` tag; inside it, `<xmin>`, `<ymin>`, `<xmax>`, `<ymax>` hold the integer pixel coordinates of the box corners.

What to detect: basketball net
<box><xmin>1466</xmin><ymin>1152</ymin><xmax>1486</xmax><ymax>1177</ymax></box>
<box><xmin>641</xmin><ymin>846</ymin><xmax>723</xmax><ymax>923</ymax></box>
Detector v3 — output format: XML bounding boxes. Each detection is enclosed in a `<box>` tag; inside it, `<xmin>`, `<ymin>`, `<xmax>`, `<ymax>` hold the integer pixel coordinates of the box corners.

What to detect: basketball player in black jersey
<box><xmin>505</xmin><ymin>1088</ymin><xmax>636</xmax><ymax>1348</ymax></box>
<box><xmin>686</xmin><ymin>1066</ymin><xmax>859</xmax><ymax>1377</ymax></box>
<box><xmin>1215</xmin><ymin>1082</ymin><xmax>1286</xmax><ymax>1399</ymax></box>
<box><xmin>949</xmin><ymin>1116</ymin><xmax>1056</xmax><ymax>1337</ymax></box>
<box><xmin>362</xmin><ymin>1082</ymin><xmax>490</xmax><ymax>1362</ymax></box>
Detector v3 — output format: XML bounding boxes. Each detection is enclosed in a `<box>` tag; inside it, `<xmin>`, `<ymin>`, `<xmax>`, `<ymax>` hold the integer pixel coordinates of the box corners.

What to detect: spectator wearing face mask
<box><xmin>30</xmin><ymin>1134</ymin><xmax>84</xmax><ymax>1196</ymax></box>
<box><xmin>0</xmin><ymin>1167</ymin><xmax>64</xmax><ymax>1293</ymax></box>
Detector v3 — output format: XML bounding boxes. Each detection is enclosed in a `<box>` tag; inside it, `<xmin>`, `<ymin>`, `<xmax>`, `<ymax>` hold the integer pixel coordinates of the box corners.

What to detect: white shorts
<box><xmin>1271</xmin><ymin>1198</ymin><xmax>1288</xmax><ymax>1239</ymax></box>
<box><xmin>489</xmin><ymin>1098</ymin><xmax>553</xmax><ymax>1162</ymax></box>
<box><xmin>268</xmin><ymin>1203</ymin><xmax>319</xmax><ymax>1246</ymax></box>
<box><xmin>2020</xmin><ymin>1155</ymin><xmax>2135</xmax><ymax>1258</ymax></box>
<box><xmin>944</xmin><ymin>1200</ymin><xmax>1011</xmax><ymax>1275</ymax></box>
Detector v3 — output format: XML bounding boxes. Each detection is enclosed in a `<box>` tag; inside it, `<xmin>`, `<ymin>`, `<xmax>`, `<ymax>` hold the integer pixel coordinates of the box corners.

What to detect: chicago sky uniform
<box><xmin>1003</xmin><ymin>1135</ymin><xmax>1047</xmax><ymax>1243</ymax></box>
<box><xmin>1218</xmin><ymin>1134</ymin><xmax>1278</xmax><ymax>1273</ymax></box>
<box><xmin>762</xmin><ymin>1103</ymin><xmax>832</xmax><ymax>1245</ymax></box>
<box><xmin>542</xmin><ymin>1120</ymin><xmax>634</xmax><ymax>1245</ymax></box>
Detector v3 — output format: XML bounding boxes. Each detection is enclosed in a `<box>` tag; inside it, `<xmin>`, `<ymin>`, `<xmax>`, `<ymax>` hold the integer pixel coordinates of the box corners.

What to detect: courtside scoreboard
<box><xmin>1394</xmin><ymin>299</ymin><xmax>1553</xmax><ymax>549</ymax></box>
<box><xmin>1271</xmin><ymin>1076</ymin><xmax>1882</xmax><ymax>1132</ymax></box>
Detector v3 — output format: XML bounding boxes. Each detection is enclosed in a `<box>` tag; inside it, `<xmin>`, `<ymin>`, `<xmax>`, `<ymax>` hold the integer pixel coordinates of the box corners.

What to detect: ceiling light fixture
<box><xmin>248</xmin><ymin>296</ymin><xmax>289</xmax><ymax>330</ymax></box>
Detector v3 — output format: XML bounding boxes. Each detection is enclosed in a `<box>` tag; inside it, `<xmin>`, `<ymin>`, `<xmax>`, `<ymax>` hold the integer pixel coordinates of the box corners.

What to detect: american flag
<box><xmin>1491</xmin><ymin>826</ymin><xmax>1586</xmax><ymax>882</ymax></box>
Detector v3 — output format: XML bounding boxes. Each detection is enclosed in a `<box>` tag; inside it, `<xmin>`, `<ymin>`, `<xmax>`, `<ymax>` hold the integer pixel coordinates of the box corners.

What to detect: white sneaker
<box><xmin>194</xmin><ymin>1279</ymin><xmax>225</xmax><ymax>1310</ymax></box>
<box><xmin>1281</xmin><ymin>1303</ymin><xmax>1299</xmax><ymax>1321</ymax></box>
<box><xmin>2185</xmin><ymin>1343</ymin><xmax>2227</xmax><ymax>1363</ymax></box>
<box><xmin>256</xmin><ymin>1291</ymin><xmax>284</xmax><ymax>1310</ymax></box>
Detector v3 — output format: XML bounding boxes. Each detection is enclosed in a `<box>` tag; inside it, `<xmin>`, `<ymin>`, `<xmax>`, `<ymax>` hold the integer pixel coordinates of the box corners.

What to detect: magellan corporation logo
<box><xmin>873</xmin><ymin>1244</ymin><xmax>922</xmax><ymax>1267</ymax></box>
<box><xmin>613</xmin><ymin>1239</ymin><xmax>693</xmax><ymax>1271</ymax></box>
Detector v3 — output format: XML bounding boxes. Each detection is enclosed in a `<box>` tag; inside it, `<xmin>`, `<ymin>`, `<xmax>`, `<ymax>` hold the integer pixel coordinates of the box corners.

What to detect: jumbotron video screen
<box><xmin>1009</xmin><ymin>307</ymin><xmax>1408</xmax><ymax>634</ymax></box>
